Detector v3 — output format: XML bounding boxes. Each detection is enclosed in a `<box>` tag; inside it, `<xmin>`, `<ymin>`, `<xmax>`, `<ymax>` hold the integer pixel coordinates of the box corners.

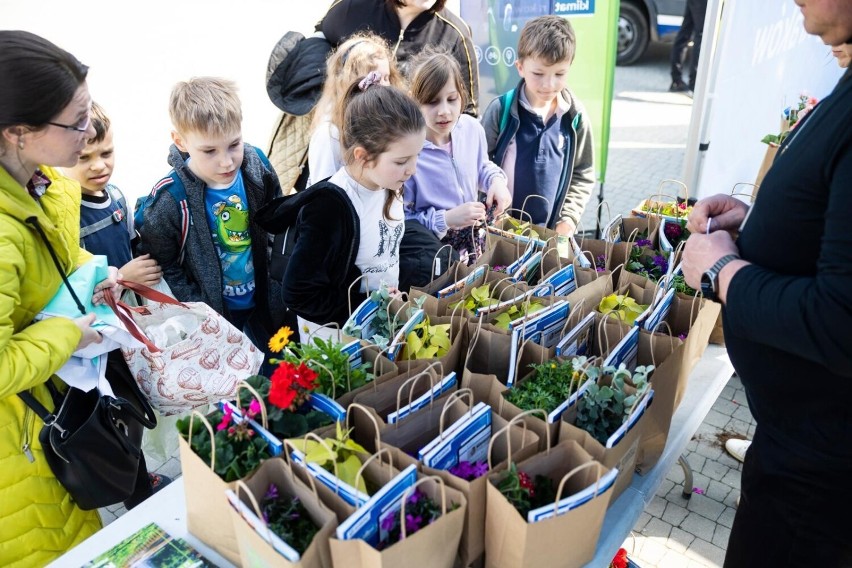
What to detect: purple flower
<box><xmin>449</xmin><ymin>462</ymin><xmax>473</xmax><ymax>479</ymax></box>
<box><xmin>263</xmin><ymin>484</ymin><xmax>279</xmax><ymax>501</ymax></box>
<box><xmin>652</xmin><ymin>255</ymin><xmax>668</xmax><ymax>272</ymax></box>
<box><xmin>405</xmin><ymin>513</ymin><xmax>423</xmax><ymax>534</ymax></box>
<box><xmin>407</xmin><ymin>490</ymin><xmax>422</xmax><ymax>505</ymax></box>
<box><xmin>677</xmin><ymin>332</ymin><xmax>687</xmax><ymax>341</ymax></box>
<box><xmin>471</xmin><ymin>461</ymin><xmax>489</xmax><ymax>479</ymax></box>
<box><xmin>636</xmin><ymin>238</ymin><xmax>653</xmax><ymax>248</ymax></box>
<box><xmin>381</xmin><ymin>513</ymin><xmax>396</xmax><ymax>533</ymax></box>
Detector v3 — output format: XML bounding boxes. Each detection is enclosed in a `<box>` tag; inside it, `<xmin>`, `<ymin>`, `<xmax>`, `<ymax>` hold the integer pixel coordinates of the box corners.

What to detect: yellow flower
<box><xmin>268</xmin><ymin>326</ymin><xmax>294</xmax><ymax>353</ymax></box>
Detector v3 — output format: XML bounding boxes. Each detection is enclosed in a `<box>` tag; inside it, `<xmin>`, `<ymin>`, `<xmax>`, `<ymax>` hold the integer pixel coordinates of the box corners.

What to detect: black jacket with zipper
<box><xmin>318</xmin><ymin>0</ymin><xmax>479</xmax><ymax>116</ymax></box>
<box><xmin>255</xmin><ymin>181</ymin><xmax>365</xmax><ymax>327</ymax></box>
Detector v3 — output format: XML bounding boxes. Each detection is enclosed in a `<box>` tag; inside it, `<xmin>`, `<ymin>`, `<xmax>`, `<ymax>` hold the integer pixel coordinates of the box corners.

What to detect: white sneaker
<box><xmin>725</xmin><ymin>438</ymin><xmax>751</xmax><ymax>463</ymax></box>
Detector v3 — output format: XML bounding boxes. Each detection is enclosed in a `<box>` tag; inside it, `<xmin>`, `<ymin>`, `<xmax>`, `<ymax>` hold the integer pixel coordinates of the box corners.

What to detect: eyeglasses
<box><xmin>46</xmin><ymin>114</ymin><xmax>92</xmax><ymax>133</ymax></box>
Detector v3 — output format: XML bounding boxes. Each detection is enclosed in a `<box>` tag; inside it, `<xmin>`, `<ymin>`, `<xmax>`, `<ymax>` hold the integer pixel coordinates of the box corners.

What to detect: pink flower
<box><xmin>247</xmin><ymin>399</ymin><xmax>261</xmax><ymax>419</ymax></box>
<box><xmin>217</xmin><ymin>405</ymin><xmax>233</xmax><ymax>431</ymax></box>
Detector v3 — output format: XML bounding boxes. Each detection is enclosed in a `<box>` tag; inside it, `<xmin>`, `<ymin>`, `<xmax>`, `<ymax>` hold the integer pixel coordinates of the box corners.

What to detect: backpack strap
<box><xmin>164</xmin><ymin>173</ymin><xmax>191</xmax><ymax>265</ymax></box>
<box><xmin>80</xmin><ymin>185</ymin><xmax>131</xmax><ymax>240</ymax></box>
<box><xmin>499</xmin><ymin>88</ymin><xmax>515</xmax><ymax>134</ymax></box>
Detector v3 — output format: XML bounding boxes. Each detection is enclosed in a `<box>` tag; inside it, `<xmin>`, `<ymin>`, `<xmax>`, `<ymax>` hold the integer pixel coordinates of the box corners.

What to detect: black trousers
<box><xmin>724</xmin><ymin>428</ymin><xmax>852</xmax><ymax>567</ymax></box>
<box><xmin>670</xmin><ymin>0</ymin><xmax>708</xmax><ymax>89</ymax></box>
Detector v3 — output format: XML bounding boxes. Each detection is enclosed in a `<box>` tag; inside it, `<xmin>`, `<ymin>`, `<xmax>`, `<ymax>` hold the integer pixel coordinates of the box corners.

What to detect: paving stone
<box><xmin>702</xmin><ymin>409</ymin><xmax>731</xmax><ymax>429</ymax></box>
<box><xmin>695</xmin><ymin>442</ymin><xmax>723</xmax><ymax>461</ymax></box>
<box><xmin>702</xmin><ymin>460</ymin><xmax>730</xmax><ymax>482</ymax></box>
<box><xmin>645</xmin><ymin>495</ymin><xmax>668</xmax><ymax>518</ymax></box>
<box><xmin>717</xmin><ymin>506</ymin><xmax>737</xmax><ymax>529</ymax></box>
<box><xmin>716</xmin><ymin>451</ymin><xmax>742</xmax><ymax>469</ymax></box>
<box><xmin>685</xmin><ymin>537</ymin><xmax>727</xmax><ymax>567</ymax></box>
<box><xmin>665</xmin><ymin>483</ymin><xmax>692</xmax><ymax>505</ymax></box>
<box><xmin>98</xmin><ymin>509</ymin><xmax>117</xmax><ymax>526</ymax></box>
<box><xmin>720</xmin><ymin>468</ymin><xmax>743</xmax><ymax>490</ymax></box>
<box><xmin>662</xmin><ymin>500</ymin><xmax>690</xmax><ymax>527</ymax></box>
<box><xmin>666</xmin><ymin>462</ymin><xmax>686</xmax><ymax>485</ymax></box>
<box><xmin>722</xmin><ymin>489</ymin><xmax>740</xmax><ymax>509</ymax></box>
<box><xmin>686</xmin><ymin>439</ymin><xmax>699</xmax><ymax>452</ymax></box>
<box><xmin>712</xmin><ymin>524</ymin><xmax>732</xmax><ymax>549</ymax></box>
<box><xmin>637</xmin><ymin>538</ymin><xmax>669</xmax><ymax>565</ymax></box>
<box><xmin>657</xmin><ymin>548</ymin><xmax>692</xmax><ymax>568</ymax></box>
<box><xmin>156</xmin><ymin>457</ymin><xmax>183</xmax><ymax>479</ymax></box>
<box><xmin>705</xmin><ymin>479</ymin><xmax>733</xmax><ymax>503</ymax></box>
<box><xmin>728</xmin><ymin>419</ymin><xmax>751</xmax><ymax>437</ymax></box>
<box><xmin>687</xmin><ymin>493</ymin><xmax>726</xmax><ymax>522</ymax></box>
<box><xmin>667</xmin><ymin>526</ymin><xmax>696</xmax><ymax>554</ymax></box>
<box><xmin>642</xmin><ymin>517</ymin><xmax>674</xmax><ymax>540</ymax></box>
<box><xmin>732</xmin><ymin>405</ymin><xmax>755</xmax><ymax>425</ymax></box>
<box><xmin>657</xmin><ymin>479</ymin><xmax>675</xmax><ymax>497</ymax></box>
<box><xmin>680</xmin><ymin>512</ymin><xmax>717</xmax><ymax>541</ymax></box>
<box><xmin>718</xmin><ymin>385</ymin><xmax>736</xmax><ymax>401</ymax></box>
<box><xmin>710</xmin><ymin>397</ymin><xmax>739</xmax><ymax>416</ymax></box>
<box><xmin>633</xmin><ymin>511</ymin><xmax>652</xmax><ymax>532</ymax></box>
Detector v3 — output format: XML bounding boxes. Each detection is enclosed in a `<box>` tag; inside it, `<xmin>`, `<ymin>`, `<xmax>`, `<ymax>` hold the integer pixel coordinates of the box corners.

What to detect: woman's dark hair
<box><xmin>340</xmin><ymin>76</ymin><xmax>425</xmax><ymax>219</ymax></box>
<box><xmin>0</xmin><ymin>30</ymin><xmax>89</xmax><ymax>130</ymax></box>
<box><xmin>385</xmin><ymin>0</ymin><xmax>446</xmax><ymax>11</ymax></box>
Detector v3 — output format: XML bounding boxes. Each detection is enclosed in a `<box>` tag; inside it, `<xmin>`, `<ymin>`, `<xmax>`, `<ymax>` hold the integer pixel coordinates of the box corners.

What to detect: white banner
<box><xmin>687</xmin><ymin>0</ymin><xmax>844</xmax><ymax>199</ymax></box>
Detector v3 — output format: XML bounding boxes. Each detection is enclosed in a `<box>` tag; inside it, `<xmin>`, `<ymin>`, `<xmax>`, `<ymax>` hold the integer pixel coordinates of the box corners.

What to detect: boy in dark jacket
<box><xmin>137</xmin><ymin>77</ymin><xmax>285</xmax><ymax>346</ymax></box>
<box><xmin>481</xmin><ymin>15</ymin><xmax>595</xmax><ymax>235</ymax></box>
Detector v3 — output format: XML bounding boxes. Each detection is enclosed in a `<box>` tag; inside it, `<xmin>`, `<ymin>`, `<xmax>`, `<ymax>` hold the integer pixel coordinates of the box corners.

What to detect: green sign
<box><xmin>464</xmin><ymin>0</ymin><xmax>618</xmax><ymax>182</ymax></box>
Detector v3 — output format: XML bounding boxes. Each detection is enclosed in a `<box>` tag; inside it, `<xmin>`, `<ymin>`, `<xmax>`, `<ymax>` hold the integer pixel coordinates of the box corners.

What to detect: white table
<box><xmin>54</xmin><ymin>346</ymin><xmax>733</xmax><ymax>568</ymax></box>
<box><xmin>48</xmin><ymin>477</ymin><xmax>236</xmax><ymax>568</ymax></box>
<box><xmin>583</xmin><ymin>344</ymin><xmax>734</xmax><ymax>567</ymax></box>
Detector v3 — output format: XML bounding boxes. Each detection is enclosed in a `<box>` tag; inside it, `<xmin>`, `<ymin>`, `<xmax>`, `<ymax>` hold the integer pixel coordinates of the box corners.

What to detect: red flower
<box><xmin>269</xmin><ymin>362</ymin><xmax>298</xmax><ymax>409</ymax></box>
<box><xmin>609</xmin><ymin>547</ymin><xmax>628</xmax><ymax>568</ymax></box>
<box><xmin>293</xmin><ymin>363</ymin><xmax>318</xmax><ymax>389</ymax></box>
<box><xmin>518</xmin><ymin>471</ymin><xmax>535</xmax><ymax>498</ymax></box>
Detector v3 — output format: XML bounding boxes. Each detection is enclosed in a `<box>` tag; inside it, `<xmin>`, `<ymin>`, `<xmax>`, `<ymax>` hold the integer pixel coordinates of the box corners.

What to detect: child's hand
<box><xmin>120</xmin><ymin>255</ymin><xmax>163</xmax><ymax>287</ymax></box>
<box><xmin>486</xmin><ymin>178</ymin><xmax>512</xmax><ymax>217</ymax></box>
<box><xmin>555</xmin><ymin>219</ymin><xmax>576</xmax><ymax>236</ymax></box>
<box><xmin>92</xmin><ymin>266</ymin><xmax>121</xmax><ymax>305</ymax></box>
<box><xmin>445</xmin><ymin>202</ymin><xmax>486</xmax><ymax>229</ymax></box>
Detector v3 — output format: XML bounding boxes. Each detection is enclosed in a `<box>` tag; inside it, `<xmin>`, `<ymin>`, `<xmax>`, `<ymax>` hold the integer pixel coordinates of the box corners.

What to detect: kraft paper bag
<box><xmin>379</xmin><ymin>390</ymin><xmax>540</xmax><ymax>568</ymax></box>
<box><xmin>633</xmin><ymin>294</ymin><xmax>720</xmax><ymax>473</ymax></box>
<box><xmin>408</xmin><ymin>261</ymin><xmax>474</xmax><ymax>317</ymax></box>
<box><xmin>484</xmin><ymin>440</ymin><xmax>614</xmax><ymax>568</ymax></box>
<box><xmin>330</xmin><ymin>341</ymin><xmax>399</xmax><ymax>409</ymax></box>
<box><xmin>228</xmin><ymin>457</ymin><xmax>337</xmax><ymax>568</ymax></box>
<box><xmin>709</xmin><ymin>309</ymin><xmax>725</xmax><ymax>345</ymax></box>
<box><xmin>754</xmin><ymin>143</ymin><xmax>778</xmax><ymax>189</ymax></box>
<box><xmin>559</xmin><ymin>383</ymin><xmax>653</xmax><ymax>503</ymax></box>
<box><xmin>179</xmin><ymin>411</ymin><xmax>243</xmax><ymax>565</ymax></box>
<box><xmin>351</xmin><ymin>362</ymin><xmax>445</xmax><ymax>435</ymax></box>
<box><xmin>329</xmin><ymin>475</ymin><xmax>467</xmax><ymax>568</ymax></box>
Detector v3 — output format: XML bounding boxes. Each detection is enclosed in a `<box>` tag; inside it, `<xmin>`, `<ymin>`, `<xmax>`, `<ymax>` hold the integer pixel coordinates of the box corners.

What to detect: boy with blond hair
<box><xmin>137</xmin><ymin>77</ymin><xmax>285</xmax><ymax>345</ymax></box>
<box><xmin>481</xmin><ymin>15</ymin><xmax>595</xmax><ymax>235</ymax></box>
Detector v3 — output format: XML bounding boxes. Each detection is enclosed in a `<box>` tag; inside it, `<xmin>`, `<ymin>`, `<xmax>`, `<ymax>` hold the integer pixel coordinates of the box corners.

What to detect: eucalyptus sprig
<box><xmin>575</xmin><ymin>363</ymin><xmax>653</xmax><ymax>445</ymax></box>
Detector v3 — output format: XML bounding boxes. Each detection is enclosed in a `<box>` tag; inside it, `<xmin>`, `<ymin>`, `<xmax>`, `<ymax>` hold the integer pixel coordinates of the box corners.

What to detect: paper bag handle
<box><xmin>430</xmin><ymin>244</ymin><xmax>454</xmax><ymax>282</ymax></box>
<box><xmin>400</xmin><ymin>476</ymin><xmax>448</xmax><ymax>539</ymax></box>
<box><xmin>552</xmin><ymin>461</ymin><xmax>604</xmax><ymax>515</ymax></box>
<box><xmin>438</xmin><ymin>388</ymin><xmax>473</xmax><ymax>436</ymax></box>
<box><xmin>394</xmin><ymin>367</ymin><xmax>439</xmax><ymax>425</ymax></box>
<box><xmin>355</xmin><ymin>447</ymin><xmax>394</xmax><ymax>492</ymax></box>
<box><xmin>188</xmin><ymin>409</ymin><xmax>217</xmax><ymax>472</ymax></box>
<box><xmin>486</xmin><ymin>414</ymin><xmax>531</xmax><ymax>470</ymax></box>
<box><xmin>235</xmin><ymin>380</ymin><xmax>268</xmax><ymax>430</ymax></box>
<box><xmin>345</xmin><ymin>402</ymin><xmax>382</xmax><ymax>453</ymax></box>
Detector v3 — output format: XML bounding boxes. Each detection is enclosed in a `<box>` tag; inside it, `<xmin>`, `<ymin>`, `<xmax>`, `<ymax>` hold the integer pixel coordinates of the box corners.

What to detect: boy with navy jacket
<box><xmin>481</xmin><ymin>15</ymin><xmax>595</xmax><ymax>235</ymax></box>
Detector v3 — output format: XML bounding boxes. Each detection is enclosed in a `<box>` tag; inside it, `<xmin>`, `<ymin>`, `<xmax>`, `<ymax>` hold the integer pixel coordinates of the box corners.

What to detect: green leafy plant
<box><xmin>282</xmin><ymin>336</ymin><xmax>373</xmax><ymax>398</ymax></box>
<box><xmin>260</xmin><ymin>484</ymin><xmax>320</xmax><ymax>555</ymax></box>
<box><xmin>448</xmin><ymin>283</ymin><xmax>500</xmax><ymax>314</ymax></box>
<box><xmin>287</xmin><ymin>422</ymin><xmax>370</xmax><ymax>493</ymax></box>
<box><xmin>505</xmin><ymin>217</ymin><xmax>540</xmax><ymax>240</ymax></box>
<box><xmin>399</xmin><ymin>315</ymin><xmax>452</xmax><ymax>360</ymax></box>
<box><xmin>492</xmin><ymin>300</ymin><xmax>546</xmax><ymax>330</ymax></box>
<box><xmin>640</xmin><ymin>200</ymin><xmax>692</xmax><ymax>218</ymax></box>
<box><xmin>597</xmin><ymin>294</ymin><xmax>649</xmax><ymax>326</ymax></box>
<box><xmin>177</xmin><ymin>407</ymin><xmax>270</xmax><ymax>482</ymax></box>
<box><xmin>574</xmin><ymin>364</ymin><xmax>653</xmax><ymax>445</ymax></box>
<box><xmin>495</xmin><ymin>463</ymin><xmax>556</xmax><ymax>518</ymax></box>
<box><xmin>670</xmin><ymin>273</ymin><xmax>697</xmax><ymax>296</ymax></box>
<box><xmin>503</xmin><ymin>356</ymin><xmax>598</xmax><ymax>413</ymax></box>
<box><xmin>761</xmin><ymin>93</ymin><xmax>818</xmax><ymax>145</ymax></box>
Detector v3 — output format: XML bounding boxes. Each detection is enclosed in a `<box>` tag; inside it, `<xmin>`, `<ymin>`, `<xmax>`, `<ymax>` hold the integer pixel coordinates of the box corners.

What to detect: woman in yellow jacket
<box><xmin>0</xmin><ymin>31</ymin><xmax>120</xmax><ymax>566</ymax></box>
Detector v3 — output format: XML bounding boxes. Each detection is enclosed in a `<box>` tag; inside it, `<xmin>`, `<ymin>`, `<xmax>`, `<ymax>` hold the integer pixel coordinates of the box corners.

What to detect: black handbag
<box><xmin>18</xmin><ymin>350</ymin><xmax>158</xmax><ymax>510</ymax></box>
<box><xmin>17</xmin><ymin>216</ymin><xmax>158</xmax><ymax>510</ymax></box>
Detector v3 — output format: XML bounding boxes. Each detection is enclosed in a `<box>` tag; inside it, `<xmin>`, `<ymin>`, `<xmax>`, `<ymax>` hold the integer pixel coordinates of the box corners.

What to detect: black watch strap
<box><xmin>701</xmin><ymin>254</ymin><xmax>740</xmax><ymax>301</ymax></box>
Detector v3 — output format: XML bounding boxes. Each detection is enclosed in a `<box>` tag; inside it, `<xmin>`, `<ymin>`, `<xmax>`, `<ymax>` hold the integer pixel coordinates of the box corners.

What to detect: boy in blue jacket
<box><xmin>481</xmin><ymin>15</ymin><xmax>595</xmax><ymax>236</ymax></box>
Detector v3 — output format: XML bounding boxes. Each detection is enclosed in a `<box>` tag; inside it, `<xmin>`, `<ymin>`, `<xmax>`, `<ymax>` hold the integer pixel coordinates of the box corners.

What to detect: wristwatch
<box><xmin>701</xmin><ymin>254</ymin><xmax>740</xmax><ymax>302</ymax></box>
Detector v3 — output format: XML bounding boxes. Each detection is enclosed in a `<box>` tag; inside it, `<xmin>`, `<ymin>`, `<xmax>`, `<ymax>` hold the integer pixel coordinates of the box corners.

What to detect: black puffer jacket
<box><xmin>255</xmin><ymin>181</ymin><xmax>364</xmax><ymax>327</ymax></box>
<box><xmin>318</xmin><ymin>0</ymin><xmax>480</xmax><ymax>116</ymax></box>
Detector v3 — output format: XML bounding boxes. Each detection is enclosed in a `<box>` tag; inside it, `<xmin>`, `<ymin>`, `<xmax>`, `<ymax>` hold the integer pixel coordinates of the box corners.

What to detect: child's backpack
<box><xmin>133</xmin><ymin>146</ymin><xmax>276</xmax><ymax>265</ymax></box>
<box><xmin>80</xmin><ymin>184</ymin><xmax>133</xmax><ymax>244</ymax></box>
<box><xmin>133</xmin><ymin>172</ymin><xmax>191</xmax><ymax>263</ymax></box>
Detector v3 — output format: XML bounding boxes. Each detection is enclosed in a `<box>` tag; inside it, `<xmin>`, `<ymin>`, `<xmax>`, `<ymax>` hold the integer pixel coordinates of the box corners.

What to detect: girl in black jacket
<box><xmin>257</xmin><ymin>74</ymin><xmax>426</xmax><ymax>340</ymax></box>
